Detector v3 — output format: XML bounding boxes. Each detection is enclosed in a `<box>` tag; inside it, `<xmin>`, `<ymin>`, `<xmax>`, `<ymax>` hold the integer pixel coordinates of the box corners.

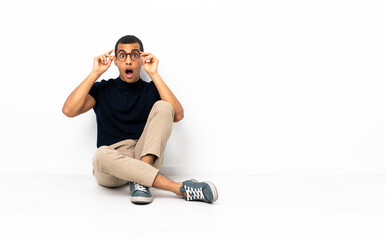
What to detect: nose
<box><xmin>125</xmin><ymin>56</ymin><xmax>133</xmax><ymax>65</ymax></box>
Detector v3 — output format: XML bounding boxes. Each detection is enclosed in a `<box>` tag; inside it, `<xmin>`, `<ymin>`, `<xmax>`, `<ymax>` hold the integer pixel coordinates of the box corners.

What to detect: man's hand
<box><xmin>93</xmin><ymin>50</ymin><xmax>114</xmax><ymax>74</ymax></box>
<box><xmin>141</xmin><ymin>52</ymin><xmax>159</xmax><ymax>75</ymax></box>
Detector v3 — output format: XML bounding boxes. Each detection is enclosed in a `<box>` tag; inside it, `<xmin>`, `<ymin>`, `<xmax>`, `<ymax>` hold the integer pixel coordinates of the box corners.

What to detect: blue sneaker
<box><xmin>129</xmin><ymin>182</ymin><xmax>153</xmax><ymax>204</ymax></box>
<box><xmin>180</xmin><ymin>179</ymin><xmax>218</xmax><ymax>203</ymax></box>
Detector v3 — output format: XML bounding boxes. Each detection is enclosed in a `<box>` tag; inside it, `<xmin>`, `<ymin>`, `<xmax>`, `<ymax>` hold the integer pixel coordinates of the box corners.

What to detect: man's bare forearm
<box><xmin>149</xmin><ymin>72</ymin><xmax>184</xmax><ymax>122</ymax></box>
<box><xmin>62</xmin><ymin>70</ymin><xmax>100</xmax><ymax>117</ymax></box>
<box><xmin>62</xmin><ymin>50</ymin><xmax>114</xmax><ymax>117</ymax></box>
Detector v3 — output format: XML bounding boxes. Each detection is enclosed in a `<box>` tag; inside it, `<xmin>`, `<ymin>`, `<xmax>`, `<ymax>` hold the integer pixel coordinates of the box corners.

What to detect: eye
<box><xmin>130</xmin><ymin>50</ymin><xmax>140</xmax><ymax>60</ymax></box>
<box><xmin>119</xmin><ymin>53</ymin><xmax>126</xmax><ymax>59</ymax></box>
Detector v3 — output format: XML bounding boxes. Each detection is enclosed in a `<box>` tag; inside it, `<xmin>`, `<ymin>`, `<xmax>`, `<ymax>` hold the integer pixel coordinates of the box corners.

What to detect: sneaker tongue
<box><xmin>134</xmin><ymin>184</ymin><xmax>147</xmax><ymax>192</ymax></box>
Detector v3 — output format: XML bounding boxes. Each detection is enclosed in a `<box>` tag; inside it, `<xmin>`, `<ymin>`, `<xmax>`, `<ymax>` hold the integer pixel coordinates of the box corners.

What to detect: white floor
<box><xmin>0</xmin><ymin>173</ymin><xmax>384</xmax><ymax>240</ymax></box>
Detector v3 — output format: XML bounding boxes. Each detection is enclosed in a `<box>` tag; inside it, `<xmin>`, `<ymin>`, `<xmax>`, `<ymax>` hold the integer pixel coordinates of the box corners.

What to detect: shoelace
<box><xmin>134</xmin><ymin>183</ymin><xmax>147</xmax><ymax>192</ymax></box>
<box><xmin>184</xmin><ymin>186</ymin><xmax>204</xmax><ymax>201</ymax></box>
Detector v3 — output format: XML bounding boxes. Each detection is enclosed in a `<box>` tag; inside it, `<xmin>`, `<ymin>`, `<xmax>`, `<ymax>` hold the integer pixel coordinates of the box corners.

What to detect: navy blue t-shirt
<box><xmin>89</xmin><ymin>77</ymin><xmax>161</xmax><ymax>147</ymax></box>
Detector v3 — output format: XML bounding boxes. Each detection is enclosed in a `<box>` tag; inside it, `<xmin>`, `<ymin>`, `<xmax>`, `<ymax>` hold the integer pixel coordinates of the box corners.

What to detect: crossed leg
<box><xmin>92</xmin><ymin>100</ymin><xmax>183</xmax><ymax>196</ymax></box>
<box><xmin>92</xmin><ymin>100</ymin><xmax>215</xmax><ymax>201</ymax></box>
<box><xmin>93</xmin><ymin>149</ymin><xmax>183</xmax><ymax>196</ymax></box>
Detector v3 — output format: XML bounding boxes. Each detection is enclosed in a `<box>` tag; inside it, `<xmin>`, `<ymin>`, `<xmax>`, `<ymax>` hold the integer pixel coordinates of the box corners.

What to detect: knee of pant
<box><xmin>153</xmin><ymin>100</ymin><xmax>174</xmax><ymax>118</ymax></box>
<box><xmin>94</xmin><ymin>170</ymin><xmax>128</xmax><ymax>188</ymax></box>
<box><xmin>93</xmin><ymin>145</ymin><xmax>110</xmax><ymax>169</ymax></box>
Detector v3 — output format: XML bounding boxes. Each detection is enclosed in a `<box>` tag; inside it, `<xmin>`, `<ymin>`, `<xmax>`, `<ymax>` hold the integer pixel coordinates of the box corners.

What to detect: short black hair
<box><xmin>115</xmin><ymin>35</ymin><xmax>144</xmax><ymax>54</ymax></box>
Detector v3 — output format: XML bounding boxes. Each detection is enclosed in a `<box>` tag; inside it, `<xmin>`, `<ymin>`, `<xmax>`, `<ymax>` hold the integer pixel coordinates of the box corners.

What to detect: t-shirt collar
<box><xmin>116</xmin><ymin>76</ymin><xmax>143</xmax><ymax>90</ymax></box>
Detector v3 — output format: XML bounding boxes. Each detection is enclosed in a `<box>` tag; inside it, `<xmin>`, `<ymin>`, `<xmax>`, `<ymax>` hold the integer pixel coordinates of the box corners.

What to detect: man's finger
<box><xmin>107</xmin><ymin>58</ymin><xmax>113</xmax><ymax>67</ymax></box>
<box><xmin>103</xmin><ymin>55</ymin><xmax>111</xmax><ymax>63</ymax></box>
<box><xmin>143</xmin><ymin>57</ymin><xmax>152</xmax><ymax>63</ymax></box>
<box><xmin>101</xmin><ymin>55</ymin><xmax>106</xmax><ymax>64</ymax></box>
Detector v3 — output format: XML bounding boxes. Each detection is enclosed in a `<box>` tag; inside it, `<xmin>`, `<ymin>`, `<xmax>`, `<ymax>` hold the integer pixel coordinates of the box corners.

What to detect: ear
<box><xmin>113</xmin><ymin>56</ymin><xmax>117</xmax><ymax>66</ymax></box>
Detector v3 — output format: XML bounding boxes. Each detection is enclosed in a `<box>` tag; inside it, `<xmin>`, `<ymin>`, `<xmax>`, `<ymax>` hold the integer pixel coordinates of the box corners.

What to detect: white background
<box><xmin>0</xmin><ymin>0</ymin><xmax>384</xmax><ymax>175</ymax></box>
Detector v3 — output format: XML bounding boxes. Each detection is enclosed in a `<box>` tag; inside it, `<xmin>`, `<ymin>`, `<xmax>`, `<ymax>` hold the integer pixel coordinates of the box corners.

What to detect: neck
<box><xmin>120</xmin><ymin>74</ymin><xmax>140</xmax><ymax>84</ymax></box>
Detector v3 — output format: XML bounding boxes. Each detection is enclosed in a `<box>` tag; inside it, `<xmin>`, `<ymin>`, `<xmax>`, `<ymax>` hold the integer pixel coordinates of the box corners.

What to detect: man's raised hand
<box><xmin>141</xmin><ymin>52</ymin><xmax>159</xmax><ymax>75</ymax></box>
<box><xmin>93</xmin><ymin>50</ymin><xmax>114</xmax><ymax>74</ymax></box>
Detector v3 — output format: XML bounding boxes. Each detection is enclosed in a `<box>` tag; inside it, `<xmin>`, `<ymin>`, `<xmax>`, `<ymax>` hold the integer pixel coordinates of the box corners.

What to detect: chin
<box><xmin>121</xmin><ymin>74</ymin><xmax>139</xmax><ymax>83</ymax></box>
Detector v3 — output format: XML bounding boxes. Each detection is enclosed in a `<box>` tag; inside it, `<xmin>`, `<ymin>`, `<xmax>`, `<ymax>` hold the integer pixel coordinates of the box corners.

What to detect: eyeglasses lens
<box><xmin>117</xmin><ymin>52</ymin><xmax>127</xmax><ymax>61</ymax></box>
<box><xmin>130</xmin><ymin>50</ymin><xmax>140</xmax><ymax>61</ymax></box>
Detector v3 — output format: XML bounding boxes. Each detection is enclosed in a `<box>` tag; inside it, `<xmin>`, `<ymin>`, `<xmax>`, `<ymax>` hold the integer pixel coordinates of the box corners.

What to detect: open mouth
<box><xmin>125</xmin><ymin>69</ymin><xmax>133</xmax><ymax>78</ymax></box>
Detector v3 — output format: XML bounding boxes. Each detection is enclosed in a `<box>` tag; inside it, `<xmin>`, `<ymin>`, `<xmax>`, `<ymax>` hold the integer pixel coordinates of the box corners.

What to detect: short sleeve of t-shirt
<box><xmin>89</xmin><ymin>81</ymin><xmax>103</xmax><ymax>104</ymax></box>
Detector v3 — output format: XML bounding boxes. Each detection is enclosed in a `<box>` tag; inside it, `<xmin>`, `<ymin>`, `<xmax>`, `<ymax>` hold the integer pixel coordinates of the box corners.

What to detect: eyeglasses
<box><xmin>116</xmin><ymin>49</ymin><xmax>141</xmax><ymax>61</ymax></box>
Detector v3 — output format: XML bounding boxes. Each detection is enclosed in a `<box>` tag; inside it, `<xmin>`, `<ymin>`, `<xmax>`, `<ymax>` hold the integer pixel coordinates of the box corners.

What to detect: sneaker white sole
<box><xmin>129</xmin><ymin>196</ymin><xmax>153</xmax><ymax>204</ymax></box>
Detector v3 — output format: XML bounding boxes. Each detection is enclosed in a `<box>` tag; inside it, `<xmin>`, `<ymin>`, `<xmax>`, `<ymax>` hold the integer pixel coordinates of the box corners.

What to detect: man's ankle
<box><xmin>176</xmin><ymin>182</ymin><xmax>184</xmax><ymax>196</ymax></box>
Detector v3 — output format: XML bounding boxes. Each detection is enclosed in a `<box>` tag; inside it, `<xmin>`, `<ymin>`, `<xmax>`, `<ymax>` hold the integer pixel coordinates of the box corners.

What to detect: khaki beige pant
<box><xmin>92</xmin><ymin>100</ymin><xmax>174</xmax><ymax>187</ymax></box>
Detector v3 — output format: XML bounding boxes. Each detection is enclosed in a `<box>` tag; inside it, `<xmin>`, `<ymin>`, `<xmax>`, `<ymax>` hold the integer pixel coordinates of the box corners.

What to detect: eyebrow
<box><xmin>117</xmin><ymin>49</ymin><xmax>140</xmax><ymax>53</ymax></box>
